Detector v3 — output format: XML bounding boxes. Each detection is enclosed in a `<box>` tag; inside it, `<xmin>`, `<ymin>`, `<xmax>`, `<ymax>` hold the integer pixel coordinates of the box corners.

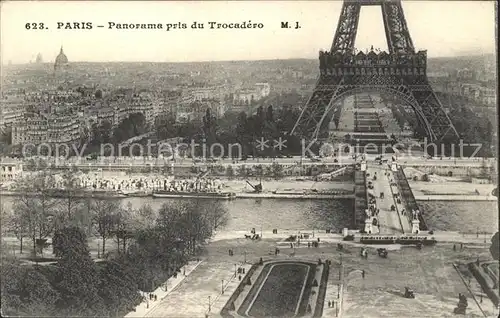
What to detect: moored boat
<box><xmin>152</xmin><ymin>191</ymin><xmax>236</xmax><ymax>200</ymax></box>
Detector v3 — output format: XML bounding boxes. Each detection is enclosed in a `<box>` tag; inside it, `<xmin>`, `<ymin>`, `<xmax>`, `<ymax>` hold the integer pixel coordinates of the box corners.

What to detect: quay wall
<box><xmin>406</xmin><ymin>164</ymin><xmax>491</xmax><ymax>178</ymax></box>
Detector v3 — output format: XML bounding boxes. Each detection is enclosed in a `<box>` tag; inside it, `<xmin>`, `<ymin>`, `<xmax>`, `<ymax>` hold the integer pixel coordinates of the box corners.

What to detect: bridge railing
<box><xmin>354</xmin><ymin>170</ymin><xmax>368</xmax><ymax>230</ymax></box>
<box><xmin>394</xmin><ymin>166</ymin><xmax>429</xmax><ymax>231</ymax></box>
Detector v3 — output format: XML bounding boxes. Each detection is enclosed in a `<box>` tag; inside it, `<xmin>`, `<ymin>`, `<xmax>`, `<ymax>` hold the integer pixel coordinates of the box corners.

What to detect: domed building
<box><xmin>54</xmin><ymin>46</ymin><xmax>69</xmax><ymax>72</ymax></box>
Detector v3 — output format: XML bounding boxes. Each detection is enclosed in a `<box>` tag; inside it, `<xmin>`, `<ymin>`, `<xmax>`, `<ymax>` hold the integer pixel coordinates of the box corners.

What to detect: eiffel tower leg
<box><xmin>409</xmin><ymin>83</ymin><xmax>459</xmax><ymax>155</ymax></box>
<box><xmin>331</xmin><ymin>2</ymin><xmax>361</xmax><ymax>54</ymax></box>
<box><xmin>381</xmin><ymin>1</ymin><xmax>415</xmax><ymax>54</ymax></box>
<box><xmin>291</xmin><ymin>77</ymin><xmax>344</xmax><ymax>140</ymax></box>
<box><xmin>311</xmin><ymin>84</ymin><xmax>353</xmax><ymax>141</ymax></box>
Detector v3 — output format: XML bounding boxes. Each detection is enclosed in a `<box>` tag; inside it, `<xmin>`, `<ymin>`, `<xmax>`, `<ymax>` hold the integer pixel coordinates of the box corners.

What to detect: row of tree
<box><xmin>154</xmin><ymin>105</ymin><xmax>304</xmax><ymax>158</ymax></box>
<box><xmin>89</xmin><ymin>112</ymin><xmax>148</xmax><ymax>148</ymax></box>
<box><xmin>1</xmin><ymin>170</ymin><xmax>229</xmax><ymax>316</ymax></box>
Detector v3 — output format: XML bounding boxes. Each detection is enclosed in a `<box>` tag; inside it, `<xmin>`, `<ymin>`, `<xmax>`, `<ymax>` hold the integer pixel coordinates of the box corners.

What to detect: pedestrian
<box><xmin>155</xmin><ymin>294</ymin><xmax>157</xmax><ymax>301</ymax></box>
<box><xmin>328</xmin><ymin>300</ymin><xmax>331</xmax><ymax>307</ymax></box>
<box><xmin>453</xmin><ymin>244</ymin><xmax>456</xmax><ymax>251</ymax></box>
<box><xmin>460</xmin><ymin>243</ymin><xmax>463</xmax><ymax>250</ymax></box>
<box><xmin>362</xmin><ymin>270</ymin><xmax>365</xmax><ymax>279</ymax></box>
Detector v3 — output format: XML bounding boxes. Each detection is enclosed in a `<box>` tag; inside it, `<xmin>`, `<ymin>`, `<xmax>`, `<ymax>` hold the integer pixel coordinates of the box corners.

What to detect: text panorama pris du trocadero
<box><xmin>25</xmin><ymin>21</ymin><xmax>268</xmax><ymax>31</ymax></box>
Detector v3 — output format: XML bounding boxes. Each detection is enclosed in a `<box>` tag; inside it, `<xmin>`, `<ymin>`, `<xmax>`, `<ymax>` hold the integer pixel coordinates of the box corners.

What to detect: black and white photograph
<box><xmin>0</xmin><ymin>0</ymin><xmax>498</xmax><ymax>317</ymax></box>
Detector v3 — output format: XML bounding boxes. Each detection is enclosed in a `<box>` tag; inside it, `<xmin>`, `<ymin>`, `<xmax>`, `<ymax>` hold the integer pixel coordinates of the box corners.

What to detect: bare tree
<box><xmin>13</xmin><ymin>171</ymin><xmax>58</xmax><ymax>257</ymax></box>
<box><xmin>203</xmin><ymin>200</ymin><xmax>229</xmax><ymax>233</ymax></box>
<box><xmin>130</xmin><ymin>203</ymin><xmax>157</xmax><ymax>231</ymax></box>
<box><xmin>90</xmin><ymin>199</ymin><xmax>121</xmax><ymax>256</ymax></box>
<box><xmin>58</xmin><ymin>169</ymin><xmax>85</xmax><ymax>226</ymax></box>
<box><xmin>3</xmin><ymin>208</ymin><xmax>28</xmax><ymax>254</ymax></box>
<box><xmin>113</xmin><ymin>202</ymin><xmax>134</xmax><ymax>254</ymax></box>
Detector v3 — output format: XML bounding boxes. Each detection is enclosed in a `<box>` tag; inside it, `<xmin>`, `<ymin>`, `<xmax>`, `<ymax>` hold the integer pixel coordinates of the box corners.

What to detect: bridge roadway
<box><xmin>365</xmin><ymin>163</ymin><xmax>411</xmax><ymax>235</ymax></box>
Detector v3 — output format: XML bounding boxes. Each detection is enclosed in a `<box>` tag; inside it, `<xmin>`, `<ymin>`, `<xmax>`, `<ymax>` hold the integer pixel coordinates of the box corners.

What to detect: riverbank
<box><xmin>3</xmin><ymin>190</ymin><xmax>496</xmax><ymax>201</ymax></box>
<box><xmin>415</xmin><ymin>195</ymin><xmax>497</xmax><ymax>201</ymax></box>
<box><xmin>1</xmin><ymin>177</ymin><xmax>355</xmax><ymax>200</ymax></box>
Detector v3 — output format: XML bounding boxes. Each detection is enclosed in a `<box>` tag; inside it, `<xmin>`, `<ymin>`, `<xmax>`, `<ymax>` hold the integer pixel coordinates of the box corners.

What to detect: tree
<box><xmin>203</xmin><ymin>200</ymin><xmax>229</xmax><ymax>232</ymax></box>
<box><xmin>271</xmin><ymin>162</ymin><xmax>284</xmax><ymax>179</ymax></box>
<box><xmin>266</xmin><ymin>105</ymin><xmax>274</xmax><ymax>123</ymax></box>
<box><xmin>95</xmin><ymin>89</ymin><xmax>103</xmax><ymax>99</ymax></box>
<box><xmin>130</xmin><ymin>203</ymin><xmax>157</xmax><ymax>231</ymax></box>
<box><xmin>113</xmin><ymin>203</ymin><xmax>134</xmax><ymax>254</ymax></box>
<box><xmin>490</xmin><ymin>232</ymin><xmax>499</xmax><ymax>260</ymax></box>
<box><xmin>0</xmin><ymin>259</ymin><xmax>60</xmax><ymax>316</ymax></box>
<box><xmin>237</xmin><ymin>164</ymin><xmax>247</xmax><ymax>177</ymax></box>
<box><xmin>58</xmin><ymin>169</ymin><xmax>85</xmax><ymax>226</ymax></box>
<box><xmin>97</xmin><ymin>261</ymin><xmax>141</xmax><ymax>316</ymax></box>
<box><xmin>14</xmin><ymin>171</ymin><xmax>58</xmax><ymax>257</ymax></box>
<box><xmin>4</xmin><ymin>207</ymin><xmax>28</xmax><ymax>254</ymax></box>
<box><xmin>52</xmin><ymin>226</ymin><xmax>87</xmax><ymax>258</ymax></box>
<box><xmin>18</xmin><ymin>269</ymin><xmax>60</xmax><ymax>315</ymax></box>
<box><xmin>155</xmin><ymin>114</ymin><xmax>177</xmax><ymax>140</ymax></box>
<box><xmin>253</xmin><ymin>164</ymin><xmax>264</xmax><ymax>177</ymax></box>
<box><xmin>54</xmin><ymin>226</ymin><xmax>104</xmax><ymax>316</ymax></box>
<box><xmin>226</xmin><ymin>165</ymin><xmax>235</xmax><ymax>179</ymax></box>
<box><xmin>479</xmin><ymin>159</ymin><xmax>491</xmax><ymax>180</ymax></box>
<box><xmin>91</xmin><ymin>199</ymin><xmax>121</xmax><ymax>256</ymax></box>
<box><xmin>129</xmin><ymin>112</ymin><xmax>146</xmax><ymax>136</ymax></box>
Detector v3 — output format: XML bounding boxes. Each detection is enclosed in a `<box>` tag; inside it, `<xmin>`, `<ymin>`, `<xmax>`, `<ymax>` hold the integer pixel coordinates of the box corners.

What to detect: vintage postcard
<box><xmin>0</xmin><ymin>0</ymin><xmax>498</xmax><ymax>317</ymax></box>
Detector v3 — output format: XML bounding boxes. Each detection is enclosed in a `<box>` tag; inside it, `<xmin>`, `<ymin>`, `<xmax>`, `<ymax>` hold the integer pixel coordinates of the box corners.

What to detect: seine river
<box><xmin>1</xmin><ymin>196</ymin><xmax>497</xmax><ymax>234</ymax></box>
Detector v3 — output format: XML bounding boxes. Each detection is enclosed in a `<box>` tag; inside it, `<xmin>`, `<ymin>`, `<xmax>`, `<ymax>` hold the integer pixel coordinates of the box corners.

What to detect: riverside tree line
<box><xmin>1</xmin><ymin>169</ymin><xmax>229</xmax><ymax>317</ymax></box>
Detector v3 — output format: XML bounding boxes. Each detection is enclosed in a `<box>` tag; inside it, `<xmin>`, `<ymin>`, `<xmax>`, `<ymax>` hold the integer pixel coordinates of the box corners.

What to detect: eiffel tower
<box><xmin>290</xmin><ymin>0</ymin><xmax>459</xmax><ymax>147</ymax></box>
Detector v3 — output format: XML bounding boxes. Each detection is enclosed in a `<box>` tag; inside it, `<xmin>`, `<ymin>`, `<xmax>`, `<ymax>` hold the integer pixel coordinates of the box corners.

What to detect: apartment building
<box><xmin>0</xmin><ymin>96</ymin><xmax>25</xmax><ymax>129</ymax></box>
<box><xmin>11</xmin><ymin>112</ymin><xmax>80</xmax><ymax>146</ymax></box>
<box><xmin>0</xmin><ymin>158</ymin><xmax>23</xmax><ymax>182</ymax></box>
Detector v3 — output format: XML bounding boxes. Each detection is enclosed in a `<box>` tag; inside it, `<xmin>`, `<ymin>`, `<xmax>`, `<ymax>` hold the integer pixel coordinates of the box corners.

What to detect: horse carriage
<box><xmin>404</xmin><ymin>287</ymin><xmax>415</xmax><ymax>299</ymax></box>
<box><xmin>360</xmin><ymin>247</ymin><xmax>368</xmax><ymax>258</ymax></box>
<box><xmin>343</xmin><ymin>234</ymin><xmax>355</xmax><ymax>241</ymax></box>
<box><xmin>377</xmin><ymin>248</ymin><xmax>388</xmax><ymax>258</ymax></box>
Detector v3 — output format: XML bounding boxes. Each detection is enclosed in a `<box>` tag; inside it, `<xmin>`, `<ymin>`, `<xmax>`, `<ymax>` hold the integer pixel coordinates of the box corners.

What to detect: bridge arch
<box><xmin>311</xmin><ymin>85</ymin><xmax>436</xmax><ymax>142</ymax></box>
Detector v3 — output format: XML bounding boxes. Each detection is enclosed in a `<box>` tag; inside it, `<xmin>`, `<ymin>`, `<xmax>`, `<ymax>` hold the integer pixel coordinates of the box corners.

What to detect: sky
<box><xmin>0</xmin><ymin>0</ymin><xmax>496</xmax><ymax>64</ymax></box>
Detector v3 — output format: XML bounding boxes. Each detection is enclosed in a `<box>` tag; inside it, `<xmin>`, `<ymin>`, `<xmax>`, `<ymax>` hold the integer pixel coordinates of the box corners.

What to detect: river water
<box><xmin>1</xmin><ymin>196</ymin><xmax>497</xmax><ymax>234</ymax></box>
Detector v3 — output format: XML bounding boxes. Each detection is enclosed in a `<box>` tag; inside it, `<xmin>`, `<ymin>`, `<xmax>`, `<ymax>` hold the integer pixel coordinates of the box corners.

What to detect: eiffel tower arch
<box><xmin>290</xmin><ymin>0</ymin><xmax>459</xmax><ymax>146</ymax></box>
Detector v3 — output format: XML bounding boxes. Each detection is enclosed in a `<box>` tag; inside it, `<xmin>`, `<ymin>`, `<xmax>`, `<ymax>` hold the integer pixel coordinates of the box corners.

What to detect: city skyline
<box><xmin>0</xmin><ymin>0</ymin><xmax>497</xmax><ymax>64</ymax></box>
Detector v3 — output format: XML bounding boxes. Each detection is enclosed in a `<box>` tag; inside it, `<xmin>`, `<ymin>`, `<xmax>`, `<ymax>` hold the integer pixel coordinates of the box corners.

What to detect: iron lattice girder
<box><xmin>292</xmin><ymin>76</ymin><xmax>344</xmax><ymax>136</ymax></box>
<box><xmin>331</xmin><ymin>0</ymin><xmax>415</xmax><ymax>55</ymax></box>
<box><xmin>331</xmin><ymin>3</ymin><xmax>361</xmax><ymax>54</ymax></box>
<box><xmin>293</xmin><ymin>0</ymin><xmax>459</xmax><ymax>143</ymax></box>
<box><xmin>381</xmin><ymin>1</ymin><xmax>415</xmax><ymax>54</ymax></box>
<box><xmin>293</xmin><ymin>74</ymin><xmax>459</xmax><ymax>142</ymax></box>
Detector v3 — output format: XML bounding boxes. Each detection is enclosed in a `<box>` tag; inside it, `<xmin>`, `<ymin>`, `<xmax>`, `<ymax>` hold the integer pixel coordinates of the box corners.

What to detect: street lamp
<box><xmin>208</xmin><ymin>295</ymin><xmax>211</xmax><ymax>312</ymax></box>
<box><xmin>234</xmin><ymin>264</ymin><xmax>237</xmax><ymax>277</ymax></box>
